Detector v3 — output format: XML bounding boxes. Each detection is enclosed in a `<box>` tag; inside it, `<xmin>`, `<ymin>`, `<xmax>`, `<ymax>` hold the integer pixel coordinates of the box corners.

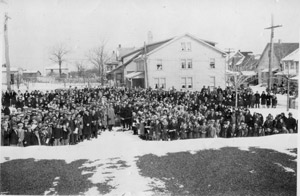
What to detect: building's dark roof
<box><xmin>265</xmin><ymin>43</ymin><xmax>299</xmax><ymax>61</ymax></box>
<box><xmin>117</xmin><ymin>47</ymin><xmax>136</xmax><ymax>60</ymax></box>
<box><xmin>230</xmin><ymin>51</ymin><xmax>259</xmax><ymax>71</ymax></box>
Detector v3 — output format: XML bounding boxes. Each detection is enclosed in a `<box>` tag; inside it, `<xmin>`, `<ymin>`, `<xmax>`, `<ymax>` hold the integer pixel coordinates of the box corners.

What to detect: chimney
<box><xmin>119</xmin><ymin>44</ymin><xmax>121</xmax><ymax>48</ymax></box>
<box><xmin>278</xmin><ymin>39</ymin><xmax>281</xmax><ymax>44</ymax></box>
<box><xmin>148</xmin><ymin>31</ymin><xmax>153</xmax><ymax>44</ymax></box>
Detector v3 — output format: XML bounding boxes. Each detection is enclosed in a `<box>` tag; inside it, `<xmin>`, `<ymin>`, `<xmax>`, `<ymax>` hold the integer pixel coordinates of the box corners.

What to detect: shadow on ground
<box><xmin>136</xmin><ymin>147</ymin><xmax>297</xmax><ymax>196</ymax></box>
<box><xmin>0</xmin><ymin>159</ymin><xmax>114</xmax><ymax>195</ymax></box>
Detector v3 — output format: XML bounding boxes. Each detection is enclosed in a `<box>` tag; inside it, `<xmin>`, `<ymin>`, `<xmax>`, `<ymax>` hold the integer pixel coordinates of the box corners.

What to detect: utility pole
<box><xmin>4</xmin><ymin>13</ymin><xmax>11</xmax><ymax>91</ymax></box>
<box><xmin>287</xmin><ymin>63</ymin><xmax>290</xmax><ymax>111</ymax></box>
<box><xmin>224</xmin><ymin>48</ymin><xmax>235</xmax><ymax>87</ymax></box>
<box><xmin>265</xmin><ymin>15</ymin><xmax>282</xmax><ymax>91</ymax></box>
<box><xmin>143</xmin><ymin>42</ymin><xmax>149</xmax><ymax>88</ymax></box>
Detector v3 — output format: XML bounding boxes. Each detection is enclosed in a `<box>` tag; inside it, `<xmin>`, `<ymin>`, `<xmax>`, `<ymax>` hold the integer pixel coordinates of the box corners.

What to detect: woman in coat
<box><xmin>83</xmin><ymin>110</ymin><xmax>92</xmax><ymax>139</ymax></box>
<box><xmin>261</xmin><ymin>91</ymin><xmax>267</xmax><ymax>108</ymax></box>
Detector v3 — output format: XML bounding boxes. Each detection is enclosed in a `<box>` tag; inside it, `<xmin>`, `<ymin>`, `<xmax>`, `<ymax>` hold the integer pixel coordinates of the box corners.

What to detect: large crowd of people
<box><xmin>1</xmin><ymin>85</ymin><xmax>298</xmax><ymax>146</ymax></box>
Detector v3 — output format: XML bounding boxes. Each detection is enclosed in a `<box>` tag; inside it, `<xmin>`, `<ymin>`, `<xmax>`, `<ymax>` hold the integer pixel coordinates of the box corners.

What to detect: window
<box><xmin>181</xmin><ymin>77</ymin><xmax>193</xmax><ymax>89</ymax></box>
<box><xmin>285</xmin><ymin>63</ymin><xmax>289</xmax><ymax>70</ymax></box>
<box><xmin>160</xmin><ymin>78</ymin><xmax>166</xmax><ymax>89</ymax></box>
<box><xmin>136</xmin><ymin>61</ymin><xmax>143</xmax><ymax>71</ymax></box>
<box><xmin>186</xmin><ymin>42</ymin><xmax>191</xmax><ymax>51</ymax></box>
<box><xmin>290</xmin><ymin>62</ymin><xmax>295</xmax><ymax>69</ymax></box>
<box><xmin>296</xmin><ymin>62</ymin><xmax>299</xmax><ymax>72</ymax></box>
<box><xmin>154</xmin><ymin>78</ymin><xmax>166</xmax><ymax>89</ymax></box>
<box><xmin>181</xmin><ymin>59</ymin><xmax>186</xmax><ymax>69</ymax></box>
<box><xmin>156</xmin><ymin>59</ymin><xmax>162</xmax><ymax>70</ymax></box>
<box><xmin>209</xmin><ymin>76</ymin><xmax>216</xmax><ymax>87</ymax></box>
<box><xmin>187</xmin><ymin>59</ymin><xmax>192</xmax><ymax>69</ymax></box>
<box><xmin>181</xmin><ymin>43</ymin><xmax>186</xmax><ymax>51</ymax></box>
<box><xmin>187</xmin><ymin>77</ymin><xmax>193</xmax><ymax>89</ymax></box>
<box><xmin>181</xmin><ymin>77</ymin><xmax>186</xmax><ymax>89</ymax></box>
<box><xmin>154</xmin><ymin>78</ymin><xmax>159</xmax><ymax>89</ymax></box>
<box><xmin>210</xmin><ymin>58</ymin><xmax>215</xmax><ymax>68</ymax></box>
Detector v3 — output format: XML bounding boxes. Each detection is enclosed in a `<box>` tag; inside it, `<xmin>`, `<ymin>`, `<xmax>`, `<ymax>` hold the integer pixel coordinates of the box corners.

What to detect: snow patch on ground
<box><xmin>0</xmin><ymin>129</ymin><xmax>297</xmax><ymax>195</ymax></box>
<box><xmin>274</xmin><ymin>162</ymin><xmax>295</xmax><ymax>173</ymax></box>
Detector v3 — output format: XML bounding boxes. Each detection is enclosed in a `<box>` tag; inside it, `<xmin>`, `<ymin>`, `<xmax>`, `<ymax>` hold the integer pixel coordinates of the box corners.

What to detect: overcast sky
<box><xmin>1</xmin><ymin>0</ymin><xmax>300</xmax><ymax>72</ymax></box>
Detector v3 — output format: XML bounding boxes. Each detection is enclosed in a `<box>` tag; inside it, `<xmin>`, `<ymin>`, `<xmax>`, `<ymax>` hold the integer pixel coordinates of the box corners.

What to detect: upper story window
<box><xmin>136</xmin><ymin>61</ymin><xmax>143</xmax><ymax>71</ymax></box>
<box><xmin>290</xmin><ymin>62</ymin><xmax>295</xmax><ymax>69</ymax></box>
<box><xmin>156</xmin><ymin>59</ymin><xmax>162</xmax><ymax>70</ymax></box>
<box><xmin>181</xmin><ymin>43</ymin><xmax>186</xmax><ymax>51</ymax></box>
<box><xmin>181</xmin><ymin>59</ymin><xmax>192</xmax><ymax>69</ymax></box>
<box><xmin>187</xmin><ymin>77</ymin><xmax>193</xmax><ymax>89</ymax></box>
<box><xmin>181</xmin><ymin>77</ymin><xmax>186</xmax><ymax>89</ymax></box>
<box><xmin>186</xmin><ymin>42</ymin><xmax>191</xmax><ymax>51</ymax></box>
<box><xmin>285</xmin><ymin>63</ymin><xmax>289</xmax><ymax>70</ymax></box>
<box><xmin>187</xmin><ymin>59</ymin><xmax>192</xmax><ymax>69</ymax></box>
<box><xmin>181</xmin><ymin>59</ymin><xmax>186</xmax><ymax>69</ymax></box>
<box><xmin>181</xmin><ymin>42</ymin><xmax>191</xmax><ymax>51</ymax></box>
<box><xmin>210</xmin><ymin>58</ymin><xmax>215</xmax><ymax>68</ymax></box>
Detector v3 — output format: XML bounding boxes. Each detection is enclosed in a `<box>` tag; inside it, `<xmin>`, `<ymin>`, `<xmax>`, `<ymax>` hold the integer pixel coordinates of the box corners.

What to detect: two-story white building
<box><xmin>108</xmin><ymin>34</ymin><xmax>227</xmax><ymax>91</ymax></box>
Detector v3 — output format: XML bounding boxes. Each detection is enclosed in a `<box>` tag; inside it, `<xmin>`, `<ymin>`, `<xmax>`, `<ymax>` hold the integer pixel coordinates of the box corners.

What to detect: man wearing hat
<box><xmin>9</xmin><ymin>124</ymin><xmax>19</xmax><ymax>146</ymax></box>
<box><xmin>286</xmin><ymin>113</ymin><xmax>297</xmax><ymax>133</ymax></box>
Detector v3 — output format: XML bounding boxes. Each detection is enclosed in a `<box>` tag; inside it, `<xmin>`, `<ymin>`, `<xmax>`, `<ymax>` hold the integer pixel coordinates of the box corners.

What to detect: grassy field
<box><xmin>136</xmin><ymin>147</ymin><xmax>297</xmax><ymax>196</ymax></box>
<box><xmin>0</xmin><ymin>159</ymin><xmax>114</xmax><ymax>195</ymax></box>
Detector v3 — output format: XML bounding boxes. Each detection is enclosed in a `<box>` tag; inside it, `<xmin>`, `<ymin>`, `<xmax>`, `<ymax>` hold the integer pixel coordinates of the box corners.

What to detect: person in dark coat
<box><xmin>30</xmin><ymin>128</ymin><xmax>42</xmax><ymax>145</ymax></box>
<box><xmin>23</xmin><ymin>125</ymin><xmax>32</xmax><ymax>147</ymax></box>
<box><xmin>4</xmin><ymin>90</ymin><xmax>11</xmax><ymax>107</ymax></box>
<box><xmin>9</xmin><ymin>124</ymin><xmax>19</xmax><ymax>146</ymax></box>
<box><xmin>83</xmin><ymin>110</ymin><xmax>92</xmax><ymax>140</ymax></box>
<box><xmin>52</xmin><ymin>123</ymin><xmax>63</xmax><ymax>146</ymax></box>
<box><xmin>9</xmin><ymin>90</ymin><xmax>17</xmax><ymax>106</ymax></box>
<box><xmin>266</xmin><ymin>92</ymin><xmax>272</xmax><ymax>108</ymax></box>
<box><xmin>254</xmin><ymin>91</ymin><xmax>260</xmax><ymax>108</ymax></box>
<box><xmin>271</xmin><ymin>94</ymin><xmax>277</xmax><ymax>108</ymax></box>
<box><xmin>91</xmin><ymin>109</ymin><xmax>99</xmax><ymax>138</ymax></box>
<box><xmin>261</xmin><ymin>91</ymin><xmax>266</xmax><ymax>108</ymax></box>
<box><xmin>1</xmin><ymin>123</ymin><xmax>10</xmax><ymax>146</ymax></box>
<box><xmin>286</xmin><ymin>113</ymin><xmax>297</xmax><ymax>133</ymax></box>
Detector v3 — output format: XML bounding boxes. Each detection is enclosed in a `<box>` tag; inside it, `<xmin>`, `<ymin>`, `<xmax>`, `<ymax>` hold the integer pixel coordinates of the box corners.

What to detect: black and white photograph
<box><xmin>0</xmin><ymin>0</ymin><xmax>299</xmax><ymax>195</ymax></box>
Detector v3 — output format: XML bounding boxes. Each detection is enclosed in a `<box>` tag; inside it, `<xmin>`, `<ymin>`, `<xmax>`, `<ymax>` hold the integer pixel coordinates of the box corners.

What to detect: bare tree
<box><xmin>88</xmin><ymin>42</ymin><xmax>108</xmax><ymax>85</ymax></box>
<box><xmin>49</xmin><ymin>43</ymin><xmax>70</xmax><ymax>78</ymax></box>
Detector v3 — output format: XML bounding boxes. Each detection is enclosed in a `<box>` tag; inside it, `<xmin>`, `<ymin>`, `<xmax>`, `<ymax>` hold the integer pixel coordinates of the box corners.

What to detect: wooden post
<box><xmin>143</xmin><ymin>42</ymin><xmax>149</xmax><ymax>88</ymax></box>
<box><xmin>287</xmin><ymin>62</ymin><xmax>290</xmax><ymax>111</ymax></box>
<box><xmin>265</xmin><ymin>15</ymin><xmax>282</xmax><ymax>91</ymax></box>
<box><xmin>4</xmin><ymin>13</ymin><xmax>11</xmax><ymax>91</ymax></box>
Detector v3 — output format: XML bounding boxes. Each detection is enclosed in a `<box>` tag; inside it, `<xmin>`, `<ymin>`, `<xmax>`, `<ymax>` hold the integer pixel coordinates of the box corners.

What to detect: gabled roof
<box><xmin>23</xmin><ymin>70</ymin><xmax>41</xmax><ymax>74</ymax></box>
<box><xmin>229</xmin><ymin>51</ymin><xmax>259</xmax><ymax>71</ymax></box>
<box><xmin>120</xmin><ymin>38</ymin><xmax>174</xmax><ymax>60</ymax></box>
<box><xmin>259</xmin><ymin>43</ymin><xmax>299</xmax><ymax>63</ymax></box>
<box><xmin>45</xmin><ymin>66</ymin><xmax>68</xmax><ymax>70</ymax></box>
<box><xmin>108</xmin><ymin>33</ymin><xmax>225</xmax><ymax>74</ymax></box>
<box><xmin>146</xmin><ymin>33</ymin><xmax>226</xmax><ymax>56</ymax></box>
<box><xmin>281</xmin><ymin>48</ymin><xmax>299</xmax><ymax>62</ymax></box>
<box><xmin>117</xmin><ymin>47</ymin><xmax>136</xmax><ymax>60</ymax></box>
<box><xmin>107</xmin><ymin>51</ymin><xmax>142</xmax><ymax>74</ymax></box>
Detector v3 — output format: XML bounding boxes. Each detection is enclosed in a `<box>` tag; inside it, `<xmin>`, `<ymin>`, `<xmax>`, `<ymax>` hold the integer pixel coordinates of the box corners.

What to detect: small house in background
<box><xmin>2</xmin><ymin>64</ymin><xmax>22</xmax><ymax>85</ymax></box>
<box><xmin>22</xmin><ymin>70</ymin><xmax>42</xmax><ymax>82</ymax></box>
<box><xmin>275</xmin><ymin>48</ymin><xmax>299</xmax><ymax>94</ymax></box>
<box><xmin>45</xmin><ymin>64</ymin><xmax>69</xmax><ymax>78</ymax></box>
<box><xmin>257</xmin><ymin>41</ymin><xmax>299</xmax><ymax>85</ymax></box>
<box><xmin>227</xmin><ymin>50</ymin><xmax>260</xmax><ymax>85</ymax></box>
